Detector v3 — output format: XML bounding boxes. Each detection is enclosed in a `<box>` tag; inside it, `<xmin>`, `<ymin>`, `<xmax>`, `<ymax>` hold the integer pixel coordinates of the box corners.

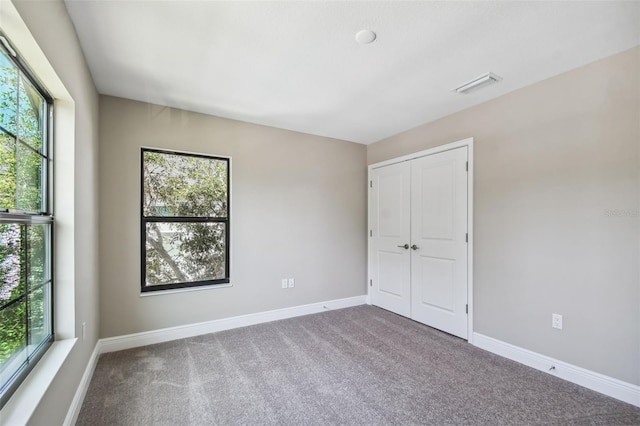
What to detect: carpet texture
<box><xmin>77</xmin><ymin>305</ymin><xmax>640</xmax><ymax>425</ymax></box>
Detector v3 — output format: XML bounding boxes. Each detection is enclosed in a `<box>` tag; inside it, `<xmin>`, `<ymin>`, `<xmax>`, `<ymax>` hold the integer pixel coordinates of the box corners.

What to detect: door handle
<box><xmin>411</xmin><ymin>244</ymin><xmax>419</xmax><ymax>250</ymax></box>
<box><xmin>397</xmin><ymin>244</ymin><xmax>409</xmax><ymax>250</ymax></box>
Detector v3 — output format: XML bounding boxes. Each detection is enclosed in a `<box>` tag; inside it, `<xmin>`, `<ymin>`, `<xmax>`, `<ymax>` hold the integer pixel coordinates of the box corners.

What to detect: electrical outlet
<box><xmin>288</xmin><ymin>278</ymin><xmax>295</xmax><ymax>288</ymax></box>
<box><xmin>282</xmin><ymin>279</ymin><xmax>288</xmax><ymax>289</ymax></box>
<box><xmin>552</xmin><ymin>313</ymin><xmax>563</xmax><ymax>330</ymax></box>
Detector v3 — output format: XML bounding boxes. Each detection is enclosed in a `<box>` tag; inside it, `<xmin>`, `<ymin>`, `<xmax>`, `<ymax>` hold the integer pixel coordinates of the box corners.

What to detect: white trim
<box><xmin>64</xmin><ymin>307</ymin><xmax>640</xmax><ymax>422</ymax></box>
<box><xmin>473</xmin><ymin>333</ymin><xmax>640</xmax><ymax>407</ymax></box>
<box><xmin>99</xmin><ymin>295</ymin><xmax>367</xmax><ymax>354</ymax></box>
<box><xmin>466</xmin><ymin>140</ymin><xmax>474</xmax><ymax>344</ymax></box>
<box><xmin>0</xmin><ymin>3</ymin><xmax>81</xmax><ymax>425</ymax></box>
<box><xmin>64</xmin><ymin>295</ymin><xmax>366</xmax><ymax>421</ymax></box>
<box><xmin>1</xmin><ymin>339</ymin><xmax>77</xmax><ymax>426</ymax></box>
<box><xmin>139</xmin><ymin>283</ymin><xmax>233</xmax><ymax>297</ymax></box>
<box><xmin>1</xmin><ymin>0</ymin><xmax>77</xmax><ymax>336</ymax></box>
<box><xmin>368</xmin><ymin>138</ymin><xmax>473</xmax><ymax>170</ymax></box>
<box><xmin>62</xmin><ymin>343</ymin><xmax>101</xmax><ymax>426</ymax></box>
<box><xmin>367</xmin><ymin>137</ymin><xmax>474</xmax><ymax>342</ymax></box>
<box><xmin>65</xmin><ymin>302</ymin><xmax>639</xmax><ymax>422</ymax></box>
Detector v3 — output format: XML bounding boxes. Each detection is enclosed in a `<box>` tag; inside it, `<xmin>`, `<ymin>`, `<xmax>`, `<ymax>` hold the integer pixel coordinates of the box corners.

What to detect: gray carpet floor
<box><xmin>77</xmin><ymin>305</ymin><xmax>640</xmax><ymax>425</ymax></box>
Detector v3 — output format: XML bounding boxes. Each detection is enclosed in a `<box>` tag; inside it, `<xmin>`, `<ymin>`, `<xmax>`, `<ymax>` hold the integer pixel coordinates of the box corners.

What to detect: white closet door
<box><xmin>410</xmin><ymin>147</ymin><xmax>468</xmax><ymax>339</ymax></box>
<box><xmin>370</xmin><ymin>161</ymin><xmax>411</xmax><ymax>317</ymax></box>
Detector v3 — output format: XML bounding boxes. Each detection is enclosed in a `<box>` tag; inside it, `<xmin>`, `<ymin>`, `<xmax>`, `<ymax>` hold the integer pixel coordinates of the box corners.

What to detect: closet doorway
<box><xmin>368</xmin><ymin>139</ymin><xmax>473</xmax><ymax>340</ymax></box>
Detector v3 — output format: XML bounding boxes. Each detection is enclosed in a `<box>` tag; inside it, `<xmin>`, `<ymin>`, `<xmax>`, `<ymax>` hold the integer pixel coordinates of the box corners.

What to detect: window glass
<box><xmin>18</xmin><ymin>77</ymin><xmax>45</xmax><ymax>154</ymax></box>
<box><xmin>0</xmin><ymin>300</ymin><xmax>27</xmax><ymax>369</ymax></box>
<box><xmin>141</xmin><ymin>149</ymin><xmax>230</xmax><ymax>292</ymax></box>
<box><xmin>143</xmin><ymin>151</ymin><xmax>228</xmax><ymax>218</ymax></box>
<box><xmin>0</xmin><ymin>52</ymin><xmax>17</xmax><ymax>135</ymax></box>
<box><xmin>145</xmin><ymin>222</ymin><xmax>227</xmax><ymax>286</ymax></box>
<box><xmin>0</xmin><ymin>37</ymin><xmax>53</xmax><ymax>409</ymax></box>
<box><xmin>0</xmin><ymin>224</ymin><xmax>23</xmax><ymax>301</ymax></box>
<box><xmin>15</xmin><ymin>141</ymin><xmax>43</xmax><ymax>212</ymax></box>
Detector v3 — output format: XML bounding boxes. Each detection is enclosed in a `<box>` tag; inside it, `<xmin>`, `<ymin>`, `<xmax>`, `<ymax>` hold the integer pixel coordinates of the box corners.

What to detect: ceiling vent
<box><xmin>454</xmin><ymin>72</ymin><xmax>502</xmax><ymax>94</ymax></box>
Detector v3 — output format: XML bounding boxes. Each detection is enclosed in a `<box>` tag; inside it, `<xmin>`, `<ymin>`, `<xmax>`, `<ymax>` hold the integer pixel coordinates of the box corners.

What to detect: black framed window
<box><xmin>0</xmin><ymin>34</ymin><xmax>53</xmax><ymax>408</ymax></box>
<box><xmin>141</xmin><ymin>148</ymin><xmax>230</xmax><ymax>292</ymax></box>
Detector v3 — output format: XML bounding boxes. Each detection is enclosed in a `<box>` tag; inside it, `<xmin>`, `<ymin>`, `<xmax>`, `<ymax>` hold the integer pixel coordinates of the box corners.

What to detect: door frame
<box><xmin>367</xmin><ymin>137</ymin><xmax>475</xmax><ymax>343</ymax></box>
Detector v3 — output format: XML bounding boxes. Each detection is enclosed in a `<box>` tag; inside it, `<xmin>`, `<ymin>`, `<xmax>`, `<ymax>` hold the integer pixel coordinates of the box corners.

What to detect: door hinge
<box><xmin>369</xmin><ymin>230</ymin><xmax>372</xmax><ymax>237</ymax></box>
<box><xmin>369</xmin><ymin>279</ymin><xmax>373</xmax><ymax>287</ymax></box>
<box><xmin>465</xmin><ymin>233</ymin><xmax>468</xmax><ymax>243</ymax></box>
<box><xmin>466</xmin><ymin>161</ymin><xmax>468</xmax><ymax>172</ymax></box>
<box><xmin>369</xmin><ymin>180</ymin><xmax>372</xmax><ymax>188</ymax></box>
<box><xmin>466</xmin><ymin>304</ymin><xmax>468</xmax><ymax>314</ymax></box>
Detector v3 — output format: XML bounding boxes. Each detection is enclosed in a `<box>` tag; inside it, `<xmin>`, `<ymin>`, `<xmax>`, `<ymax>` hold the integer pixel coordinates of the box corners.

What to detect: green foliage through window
<box><xmin>0</xmin><ymin>36</ymin><xmax>53</xmax><ymax>408</ymax></box>
<box><xmin>141</xmin><ymin>149</ymin><xmax>230</xmax><ymax>291</ymax></box>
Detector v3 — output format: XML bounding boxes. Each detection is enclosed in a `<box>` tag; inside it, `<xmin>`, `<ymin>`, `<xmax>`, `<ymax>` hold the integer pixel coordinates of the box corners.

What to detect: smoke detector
<box><xmin>355</xmin><ymin>30</ymin><xmax>376</xmax><ymax>44</ymax></box>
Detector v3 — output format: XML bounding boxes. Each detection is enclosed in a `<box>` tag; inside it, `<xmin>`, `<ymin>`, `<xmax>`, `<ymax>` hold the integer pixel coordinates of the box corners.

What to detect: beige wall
<box><xmin>5</xmin><ymin>2</ymin><xmax>637</xmax><ymax>420</ymax></box>
<box><xmin>10</xmin><ymin>0</ymin><xmax>100</xmax><ymax>424</ymax></box>
<box><xmin>368</xmin><ymin>47</ymin><xmax>640</xmax><ymax>385</ymax></box>
<box><xmin>99</xmin><ymin>96</ymin><xmax>367</xmax><ymax>337</ymax></box>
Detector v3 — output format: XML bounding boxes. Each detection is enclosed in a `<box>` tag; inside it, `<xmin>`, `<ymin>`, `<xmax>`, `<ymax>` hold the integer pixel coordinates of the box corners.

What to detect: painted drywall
<box><xmin>9</xmin><ymin>0</ymin><xmax>100</xmax><ymax>424</ymax></box>
<box><xmin>99</xmin><ymin>96</ymin><xmax>367</xmax><ymax>338</ymax></box>
<box><xmin>368</xmin><ymin>47</ymin><xmax>640</xmax><ymax>385</ymax></box>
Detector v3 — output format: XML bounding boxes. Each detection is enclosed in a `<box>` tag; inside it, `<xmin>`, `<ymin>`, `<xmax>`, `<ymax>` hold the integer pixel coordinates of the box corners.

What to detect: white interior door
<box><xmin>410</xmin><ymin>147</ymin><xmax>468</xmax><ymax>339</ymax></box>
<box><xmin>369</xmin><ymin>161</ymin><xmax>411</xmax><ymax>317</ymax></box>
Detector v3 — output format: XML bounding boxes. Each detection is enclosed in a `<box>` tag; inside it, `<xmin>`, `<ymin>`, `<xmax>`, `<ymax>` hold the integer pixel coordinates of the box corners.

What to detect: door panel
<box><xmin>378</xmin><ymin>174</ymin><xmax>404</xmax><ymax>237</ymax></box>
<box><xmin>410</xmin><ymin>147</ymin><xmax>468</xmax><ymax>338</ymax></box>
<box><xmin>416</xmin><ymin>256</ymin><xmax>455</xmax><ymax>312</ymax></box>
<box><xmin>370</xmin><ymin>161</ymin><xmax>411</xmax><ymax>317</ymax></box>
<box><xmin>378</xmin><ymin>251</ymin><xmax>405</xmax><ymax>297</ymax></box>
<box><xmin>418</xmin><ymin>162</ymin><xmax>455</xmax><ymax>240</ymax></box>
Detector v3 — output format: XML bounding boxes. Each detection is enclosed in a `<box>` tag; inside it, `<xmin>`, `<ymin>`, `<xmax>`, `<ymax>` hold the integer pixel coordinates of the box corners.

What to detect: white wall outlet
<box><xmin>281</xmin><ymin>279</ymin><xmax>288</xmax><ymax>289</ymax></box>
<box><xmin>552</xmin><ymin>313</ymin><xmax>563</xmax><ymax>330</ymax></box>
<box><xmin>288</xmin><ymin>278</ymin><xmax>295</xmax><ymax>288</ymax></box>
<box><xmin>82</xmin><ymin>321</ymin><xmax>86</xmax><ymax>341</ymax></box>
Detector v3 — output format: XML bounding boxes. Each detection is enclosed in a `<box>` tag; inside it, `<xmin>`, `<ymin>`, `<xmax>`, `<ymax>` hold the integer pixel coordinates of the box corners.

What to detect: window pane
<box><xmin>15</xmin><ymin>142</ymin><xmax>42</xmax><ymax>212</ymax></box>
<box><xmin>0</xmin><ymin>34</ymin><xmax>52</xmax><ymax>409</ymax></box>
<box><xmin>28</xmin><ymin>224</ymin><xmax>49</xmax><ymax>287</ymax></box>
<box><xmin>0</xmin><ymin>224</ymin><xmax>24</xmax><ymax>302</ymax></box>
<box><xmin>0</xmin><ymin>300</ymin><xmax>26</xmax><ymax>373</ymax></box>
<box><xmin>28</xmin><ymin>282</ymin><xmax>50</xmax><ymax>354</ymax></box>
<box><xmin>145</xmin><ymin>222</ymin><xmax>226</xmax><ymax>286</ymax></box>
<box><xmin>18</xmin><ymin>77</ymin><xmax>45</xmax><ymax>154</ymax></box>
<box><xmin>0</xmin><ymin>50</ymin><xmax>17</xmax><ymax>135</ymax></box>
<box><xmin>143</xmin><ymin>151</ymin><xmax>228</xmax><ymax>218</ymax></box>
<box><xmin>0</xmin><ymin>130</ymin><xmax>16</xmax><ymax>210</ymax></box>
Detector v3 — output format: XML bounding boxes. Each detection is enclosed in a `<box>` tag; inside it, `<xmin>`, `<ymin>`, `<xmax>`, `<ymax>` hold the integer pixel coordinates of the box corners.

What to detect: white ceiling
<box><xmin>64</xmin><ymin>1</ymin><xmax>639</xmax><ymax>144</ymax></box>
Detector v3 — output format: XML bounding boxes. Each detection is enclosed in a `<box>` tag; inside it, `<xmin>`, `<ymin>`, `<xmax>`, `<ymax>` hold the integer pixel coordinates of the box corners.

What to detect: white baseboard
<box><xmin>63</xmin><ymin>343</ymin><xmax>101</xmax><ymax>426</ymax></box>
<box><xmin>100</xmin><ymin>295</ymin><xmax>367</xmax><ymax>354</ymax></box>
<box><xmin>473</xmin><ymin>332</ymin><xmax>640</xmax><ymax>408</ymax></box>
<box><xmin>64</xmin><ymin>295</ymin><xmax>366</xmax><ymax>423</ymax></box>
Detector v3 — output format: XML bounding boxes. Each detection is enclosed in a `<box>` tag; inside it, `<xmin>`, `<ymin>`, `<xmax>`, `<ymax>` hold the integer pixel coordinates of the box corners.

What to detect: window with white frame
<box><xmin>0</xmin><ymin>33</ymin><xmax>53</xmax><ymax>408</ymax></box>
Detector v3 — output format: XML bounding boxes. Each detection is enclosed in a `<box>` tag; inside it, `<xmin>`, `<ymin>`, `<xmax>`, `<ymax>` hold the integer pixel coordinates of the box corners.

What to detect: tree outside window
<box><xmin>141</xmin><ymin>149</ymin><xmax>230</xmax><ymax>292</ymax></box>
<box><xmin>0</xmin><ymin>36</ymin><xmax>53</xmax><ymax>408</ymax></box>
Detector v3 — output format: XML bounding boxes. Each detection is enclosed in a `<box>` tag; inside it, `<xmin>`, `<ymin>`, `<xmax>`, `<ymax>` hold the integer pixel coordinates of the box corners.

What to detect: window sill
<box><xmin>140</xmin><ymin>282</ymin><xmax>233</xmax><ymax>297</ymax></box>
<box><xmin>0</xmin><ymin>338</ymin><xmax>77</xmax><ymax>425</ymax></box>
